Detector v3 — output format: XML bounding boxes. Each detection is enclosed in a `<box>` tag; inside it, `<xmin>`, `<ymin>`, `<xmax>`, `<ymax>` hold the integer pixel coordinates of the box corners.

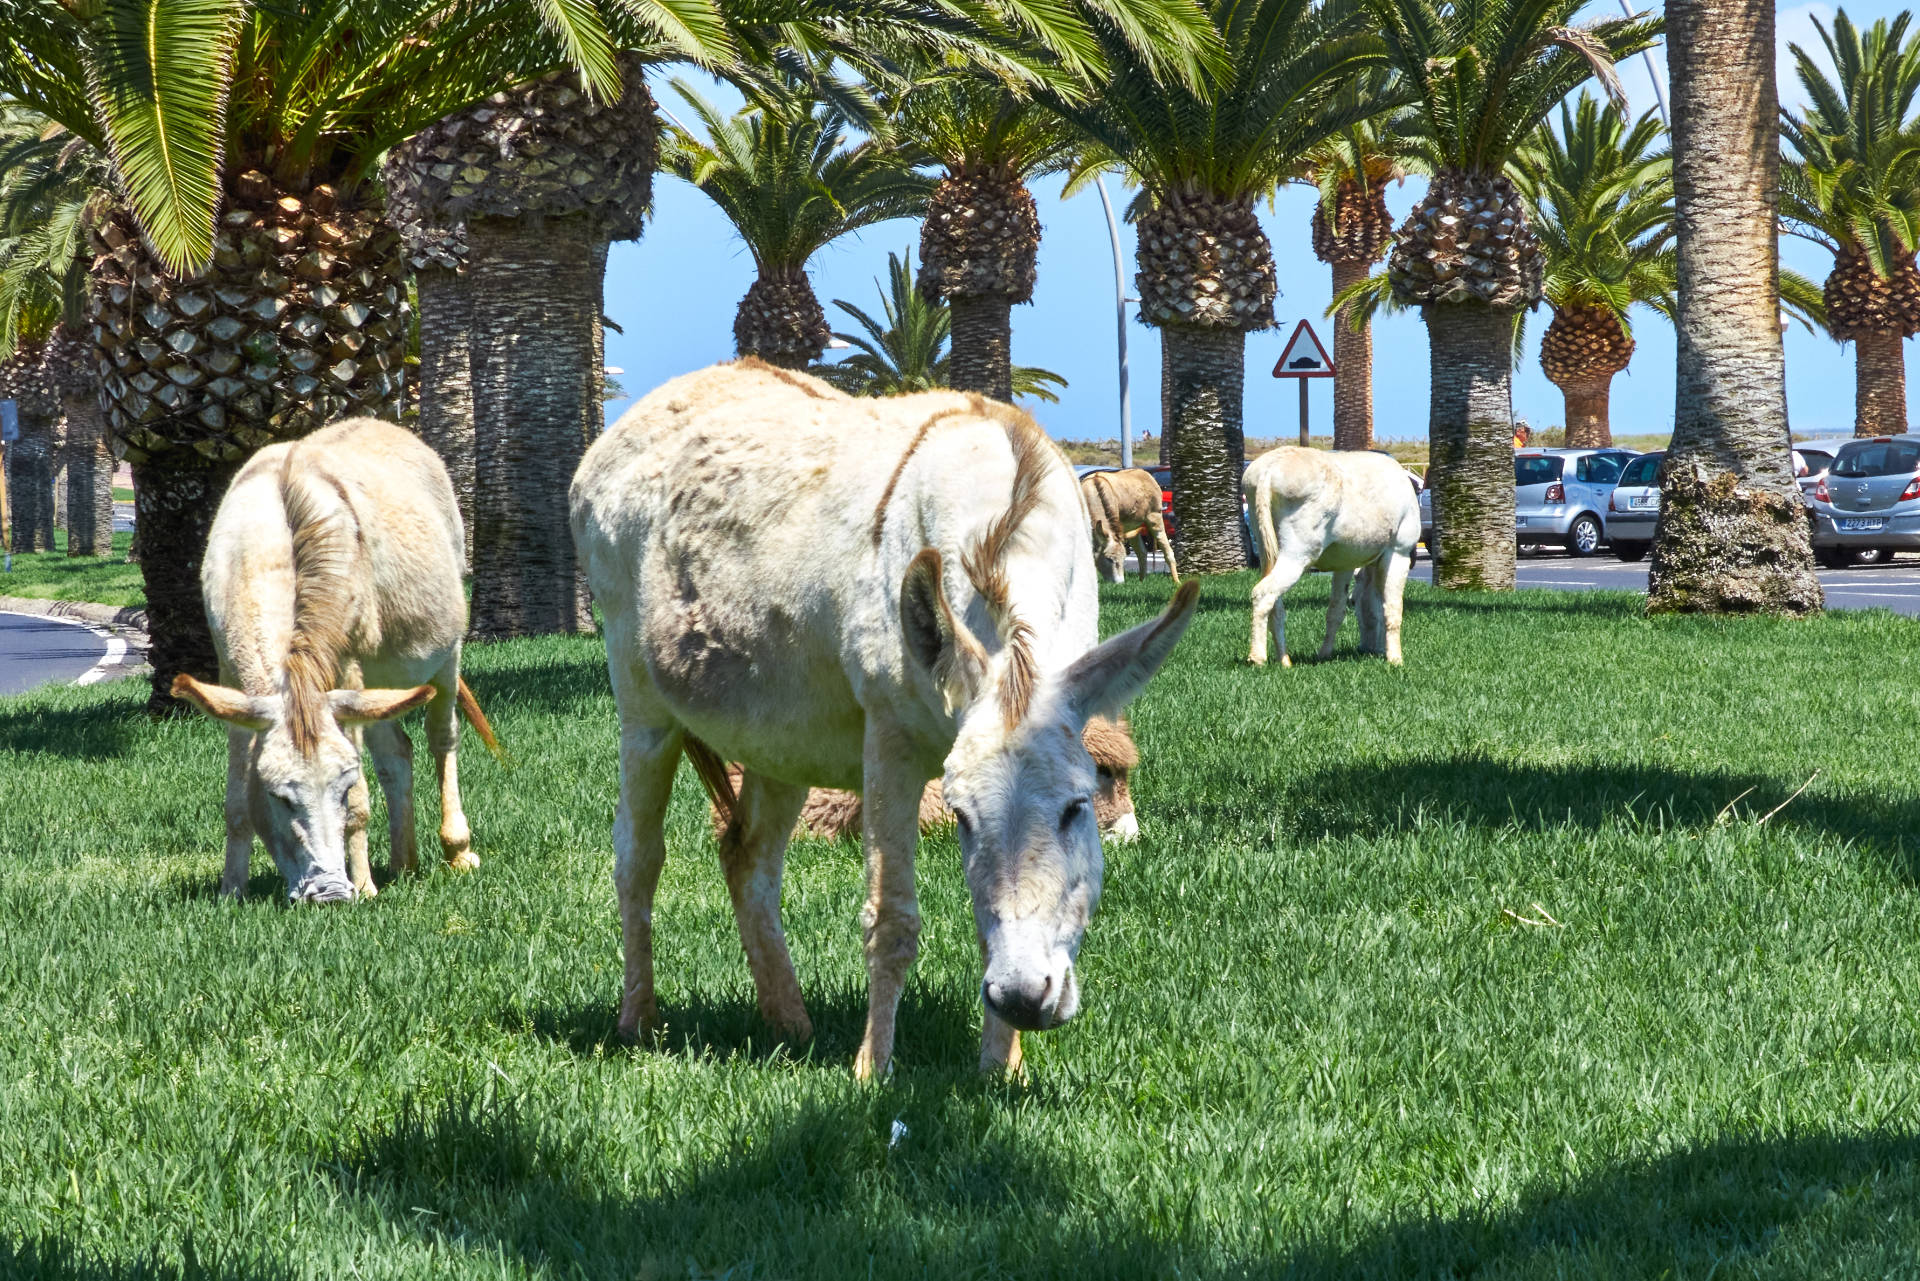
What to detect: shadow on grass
<box><xmin>1284</xmin><ymin>756</ymin><xmax>1919</xmax><ymax>872</ymax></box>
<box><xmin>459</xmin><ymin>648</ymin><xmax>610</xmax><ymax>717</ymax></box>
<box><xmin>0</xmin><ymin>698</ymin><xmax>142</xmax><ymax>759</ymax></box>
<box><xmin>502</xmin><ymin>976</ymin><xmax>984</xmax><ymax>1071</ymax></box>
<box><xmin>0</xmin><ymin>1234</ymin><xmax>292</xmax><ymax>1281</ymax></box>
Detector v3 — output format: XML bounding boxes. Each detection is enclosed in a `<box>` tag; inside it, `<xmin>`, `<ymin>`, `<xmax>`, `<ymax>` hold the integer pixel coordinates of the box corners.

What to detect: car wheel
<box><xmin>1853</xmin><ymin>547</ymin><xmax>1893</xmax><ymax>565</ymax></box>
<box><xmin>1564</xmin><ymin>514</ymin><xmax>1602</xmax><ymax>557</ymax></box>
<box><xmin>1815</xmin><ymin>545</ymin><xmax>1849</xmax><ymax>569</ymax></box>
<box><xmin>1611</xmin><ymin>539</ymin><xmax>1649</xmax><ymax>562</ymax></box>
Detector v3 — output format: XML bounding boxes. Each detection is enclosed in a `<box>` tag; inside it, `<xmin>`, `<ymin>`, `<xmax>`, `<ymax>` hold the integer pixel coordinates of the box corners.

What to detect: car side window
<box><xmin>1579</xmin><ymin>454</ymin><xmax>1625</xmax><ymax>484</ymax></box>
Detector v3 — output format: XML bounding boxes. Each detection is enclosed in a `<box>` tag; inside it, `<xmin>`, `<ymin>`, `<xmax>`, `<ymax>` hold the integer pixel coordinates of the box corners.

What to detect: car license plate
<box><xmin>1840</xmin><ymin>517</ymin><xmax>1886</xmax><ymax>531</ymax></box>
<box><xmin>1514</xmin><ymin>517</ymin><xmax>1527</xmax><ymax>528</ymax></box>
<box><xmin>1630</xmin><ymin>495</ymin><xmax>1657</xmax><ymax>509</ymax></box>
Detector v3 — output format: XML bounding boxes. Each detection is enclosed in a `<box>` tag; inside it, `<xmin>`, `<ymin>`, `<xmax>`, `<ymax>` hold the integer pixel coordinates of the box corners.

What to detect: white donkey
<box><xmin>173</xmin><ymin>418</ymin><xmax>499</xmax><ymax>902</ymax></box>
<box><xmin>1243</xmin><ymin>446</ymin><xmax>1419</xmax><ymax>667</ymax></box>
<box><xmin>571</xmin><ymin>359</ymin><xmax>1198</xmax><ymax>1078</ymax></box>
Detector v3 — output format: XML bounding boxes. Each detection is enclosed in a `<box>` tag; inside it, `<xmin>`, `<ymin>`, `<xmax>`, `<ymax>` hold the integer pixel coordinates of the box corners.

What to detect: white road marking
<box><xmin>1</xmin><ymin>609</ymin><xmax>132</xmax><ymax>686</ymax></box>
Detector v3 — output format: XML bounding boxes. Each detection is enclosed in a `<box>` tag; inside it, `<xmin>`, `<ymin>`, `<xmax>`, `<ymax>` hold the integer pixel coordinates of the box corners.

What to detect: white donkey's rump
<box><xmin>1243</xmin><ymin>446</ymin><xmax>1420</xmax><ymax>667</ymax></box>
<box><xmin>173</xmin><ymin>418</ymin><xmax>499</xmax><ymax>902</ymax></box>
<box><xmin>571</xmin><ymin>359</ymin><xmax>1198</xmax><ymax>1078</ymax></box>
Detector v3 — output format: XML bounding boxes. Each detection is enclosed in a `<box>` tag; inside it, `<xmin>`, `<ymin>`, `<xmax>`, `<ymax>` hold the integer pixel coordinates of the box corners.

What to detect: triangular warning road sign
<box><xmin>1271</xmin><ymin>319</ymin><xmax>1336</xmax><ymax>378</ymax></box>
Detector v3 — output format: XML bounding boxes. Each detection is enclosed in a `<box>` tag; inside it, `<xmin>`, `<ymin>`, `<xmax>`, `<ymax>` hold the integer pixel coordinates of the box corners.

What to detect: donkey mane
<box><xmin>958</xmin><ymin>401</ymin><xmax>1060</xmax><ymax>730</ymax></box>
<box><xmin>1087</xmin><ymin>471</ymin><xmax>1123</xmax><ymax>543</ymax></box>
<box><xmin>279</xmin><ymin>448</ymin><xmax>358</xmax><ymax>756</ymax></box>
<box><xmin>731</xmin><ymin>355</ymin><xmax>840</xmax><ymax>400</ymax></box>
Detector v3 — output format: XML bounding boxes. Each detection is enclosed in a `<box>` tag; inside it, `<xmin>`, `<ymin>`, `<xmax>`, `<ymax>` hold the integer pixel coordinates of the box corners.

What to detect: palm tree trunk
<box><xmin>134</xmin><ymin>459</ymin><xmax>238</xmax><ymax>715</ymax></box>
<box><xmin>1425</xmin><ymin>303</ymin><xmax>1517</xmax><ymax>591</ymax></box>
<box><xmin>1329</xmin><ymin>256</ymin><xmax>1375</xmax><ymax>451</ymax></box>
<box><xmin>7</xmin><ymin>411</ymin><xmax>56</xmax><ymax>553</ymax></box>
<box><xmin>1157</xmin><ymin>347</ymin><xmax>1174</xmax><ymax>465</ymax></box>
<box><xmin>1559</xmin><ymin>374</ymin><xmax>1615</xmax><ymax>448</ymax></box>
<box><xmin>416</xmin><ymin>263</ymin><xmax>475</xmax><ymax>565</ymax></box>
<box><xmin>948</xmin><ymin>294</ymin><xmax>1014</xmax><ymax>401</ymax></box>
<box><xmin>1163</xmin><ymin>325</ymin><xmax>1250</xmax><ymax>574</ymax></box>
<box><xmin>1650</xmin><ymin>0</ymin><xmax>1822</xmax><ymax>615</ymax></box>
<box><xmin>62</xmin><ymin>389</ymin><xmax>115</xmax><ymax>557</ymax></box>
<box><xmin>466</xmin><ymin>216</ymin><xmax>599</xmax><ymax>638</ymax></box>
<box><xmin>1853</xmin><ymin>329</ymin><xmax>1907</xmax><ymax>436</ymax></box>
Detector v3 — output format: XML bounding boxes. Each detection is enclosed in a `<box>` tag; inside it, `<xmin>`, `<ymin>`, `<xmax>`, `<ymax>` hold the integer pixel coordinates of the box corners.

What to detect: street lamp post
<box><xmin>1095</xmin><ymin>174</ymin><xmax>1135</xmax><ymax>469</ymax></box>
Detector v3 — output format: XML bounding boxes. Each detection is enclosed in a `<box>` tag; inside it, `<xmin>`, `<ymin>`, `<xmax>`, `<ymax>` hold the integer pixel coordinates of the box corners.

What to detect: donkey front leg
<box><xmin>1148</xmin><ymin>513</ymin><xmax>1180</xmax><ymax>583</ymax></box>
<box><xmin>220</xmin><ymin>727</ymin><xmax>255</xmax><ymax>897</ymax></box>
<box><xmin>425</xmin><ymin>674</ymin><xmax>477</xmax><ymax>871</ymax></box>
<box><xmin>853</xmin><ymin>734</ymin><xmax>927</xmax><ymax>1082</ymax></box>
<box><xmin>719</xmin><ymin>770</ymin><xmax>812</xmax><ymax>1044</ymax></box>
<box><xmin>614</xmin><ymin>721</ymin><xmax>682</xmax><ymax>1043</ymax></box>
<box><xmin>1249</xmin><ymin>555</ymin><xmax>1310</xmax><ymax>667</ymax></box>
<box><xmin>1380</xmin><ymin>545</ymin><xmax>1413</xmax><ymax>665</ymax></box>
<box><xmin>367</xmin><ymin>719</ymin><xmax>416</xmax><ymax>884</ymax></box>
<box><xmin>343</xmin><ymin>726</ymin><xmax>375</xmax><ymax>899</ymax></box>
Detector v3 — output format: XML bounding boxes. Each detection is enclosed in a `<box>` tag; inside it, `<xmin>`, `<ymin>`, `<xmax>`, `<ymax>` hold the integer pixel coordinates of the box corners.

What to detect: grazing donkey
<box><xmin>173</xmin><ymin>418</ymin><xmax>498</xmax><ymax>903</ymax></box>
<box><xmin>716</xmin><ymin>714</ymin><xmax>1143</xmax><ymax>843</ymax></box>
<box><xmin>1243</xmin><ymin>446</ymin><xmax>1420</xmax><ymax>668</ymax></box>
<box><xmin>571</xmin><ymin>359</ymin><xmax>1198</xmax><ymax>1078</ymax></box>
<box><xmin>1082</xmin><ymin>468</ymin><xmax>1178</xmax><ymax>583</ymax></box>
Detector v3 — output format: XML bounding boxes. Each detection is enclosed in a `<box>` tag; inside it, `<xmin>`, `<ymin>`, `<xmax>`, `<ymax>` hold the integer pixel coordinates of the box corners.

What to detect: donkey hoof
<box><xmin>445</xmin><ymin>848</ymin><xmax>480</xmax><ymax>873</ymax></box>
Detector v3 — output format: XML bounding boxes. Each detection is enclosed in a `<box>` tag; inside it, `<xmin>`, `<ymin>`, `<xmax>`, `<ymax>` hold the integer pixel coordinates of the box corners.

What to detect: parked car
<box><xmin>1793</xmin><ymin>439</ymin><xmax>1850</xmax><ymax>500</ymax></box>
<box><xmin>1419</xmin><ymin>447</ymin><xmax>1638</xmax><ymax>557</ymax></box>
<box><xmin>1603</xmin><ymin>450</ymin><xmax>1663</xmax><ymax>560</ymax></box>
<box><xmin>1807</xmin><ymin>434</ymin><xmax>1920</xmax><ymax>566</ymax></box>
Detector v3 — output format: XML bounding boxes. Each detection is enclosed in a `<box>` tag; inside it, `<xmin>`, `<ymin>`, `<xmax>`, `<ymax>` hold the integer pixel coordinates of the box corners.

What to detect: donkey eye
<box><xmin>1095</xmin><ymin>766</ymin><xmax>1114</xmax><ymax>782</ymax></box>
<box><xmin>1060</xmin><ymin>798</ymin><xmax>1089</xmax><ymax>830</ymax></box>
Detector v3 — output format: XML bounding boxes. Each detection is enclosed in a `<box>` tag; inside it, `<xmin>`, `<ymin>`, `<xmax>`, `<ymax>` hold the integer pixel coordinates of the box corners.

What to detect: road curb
<box><xmin>0</xmin><ymin>594</ymin><xmax>148</xmax><ymax>632</ymax></box>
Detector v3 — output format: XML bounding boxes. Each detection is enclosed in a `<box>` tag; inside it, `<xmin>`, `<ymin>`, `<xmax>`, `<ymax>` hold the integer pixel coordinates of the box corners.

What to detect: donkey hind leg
<box><xmin>366</xmin><ymin>719</ymin><xmax>417</xmax><ymax>884</ymax></box>
<box><xmin>1319</xmin><ymin>569</ymin><xmax>1354</xmax><ymax>660</ymax></box>
<box><xmin>854</xmin><ymin>733</ymin><xmax>927</xmax><ymax>1082</ymax></box>
<box><xmin>220</xmin><ymin>726</ymin><xmax>255</xmax><ymax>897</ymax></box>
<box><xmin>719</xmin><ymin>770</ymin><xmax>813</xmax><ymax>1043</ymax></box>
<box><xmin>1249</xmin><ymin>554</ymin><xmax>1311</xmax><ymax>667</ymax></box>
<box><xmin>1148</xmin><ymin>512</ymin><xmax>1180</xmax><ymax>583</ymax></box>
<box><xmin>425</xmin><ymin>669</ymin><xmax>476</xmax><ymax>871</ymax></box>
<box><xmin>1380</xmin><ymin>545</ymin><xmax>1412</xmax><ymax>665</ymax></box>
<box><xmin>343</xmin><ymin>725</ymin><xmax>375</xmax><ymax>899</ymax></box>
<box><xmin>615</xmin><ymin>721</ymin><xmax>682</xmax><ymax>1043</ymax></box>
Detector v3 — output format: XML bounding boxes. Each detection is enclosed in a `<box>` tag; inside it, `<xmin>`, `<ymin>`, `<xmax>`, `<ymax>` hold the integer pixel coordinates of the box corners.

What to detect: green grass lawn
<box><xmin>0</xmin><ymin>531</ymin><xmax>142</xmax><ymax>608</ymax></box>
<box><xmin>4</xmin><ymin>578</ymin><xmax>1920</xmax><ymax>1279</ymax></box>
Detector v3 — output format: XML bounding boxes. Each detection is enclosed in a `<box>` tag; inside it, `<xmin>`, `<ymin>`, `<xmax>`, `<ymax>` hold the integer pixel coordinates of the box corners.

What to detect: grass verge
<box><xmin>2</xmin><ymin>577</ymin><xmax>1919</xmax><ymax>1278</ymax></box>
<box><xmin>0</xmin><ymin>531</ymin><xmax>141</xmax><ymax>608</ymax></box>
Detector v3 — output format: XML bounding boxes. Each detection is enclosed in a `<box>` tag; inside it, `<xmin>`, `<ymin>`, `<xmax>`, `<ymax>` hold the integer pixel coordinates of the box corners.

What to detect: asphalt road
<box><xmin>0</xmin><ymin>612</ymin><xmax>108</xmax><ymax>696</ymax></box>
<box><xmin>1408</xmin><ymin>549</ymin><xmax>1920</xmax><ymax>615</ymax></box>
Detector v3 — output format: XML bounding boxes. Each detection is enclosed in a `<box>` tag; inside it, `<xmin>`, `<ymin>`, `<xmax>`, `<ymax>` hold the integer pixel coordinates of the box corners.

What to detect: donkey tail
<box><xmin>456</xmin><ymin>677</ymin><xmax>506</xmax><ymax>762</ymax></box>
<box><xmin>1253</xmin><ymin>466</ymin><xmax>1280</xmax><ymax>575</ymax></box>
<box><xmin>682</xmin><ymin>735</ymin><xmax>739</xmax><ymax>829</ymax></box>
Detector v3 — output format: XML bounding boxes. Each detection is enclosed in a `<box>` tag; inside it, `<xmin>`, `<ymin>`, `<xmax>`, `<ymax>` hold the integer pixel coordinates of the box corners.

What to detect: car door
<box><xmin>1513</xmin><ymin>453</ymin><xmax>1563</xmax><ymax>527</ymax></box>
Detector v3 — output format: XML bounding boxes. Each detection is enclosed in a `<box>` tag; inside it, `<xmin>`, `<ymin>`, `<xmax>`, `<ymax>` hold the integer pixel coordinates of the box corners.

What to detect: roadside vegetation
<box><xmin>4</xmin><ymin>580</ymin><xmax>1919</xmax><ymax>1279</ymax></box>
<box><xmin>0</xmin><ymin>530</ymin><xmax>140</xmax><ymax>607</ymax></box>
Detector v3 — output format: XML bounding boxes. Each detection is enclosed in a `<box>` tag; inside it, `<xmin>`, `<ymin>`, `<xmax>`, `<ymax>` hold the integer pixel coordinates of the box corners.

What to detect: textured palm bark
<box><xmin>466</xmin><ymin>216</ymin><xmax>599</xmax><ymax>637</ymax></box>
<box><xmin>7</xmin><ymin>410</ymin><xmax>57</xmax><ymax>553</ymax></box>
<box><xmin>1157</xmin><ymin>353</ymin><xmax>1173</xmax><ymax>465</ymax></box>
<box><xmin>135</xmin><ymin>459</ymin><xmax>238</xmax><ymax>714</ymax></box>
<box><xmin>416</xmin><ymin>264</ymin><xmax>475</xmax><ymax>565</ymax></box>
<box><xmin>1163</xmin><ymin>326</ymin><xmax>1251</xmax><ymax>574</ymax></box>
<box><xmin>1852</xmin><ymin>330</ymin><xmax>1907</xmax><ymax>436</ymax></box>
<box><xmin>1557</xmin><ymin>374</ymin><xmax>1615</xmax><ymax>448</ymax></box>
<box><xmin>1425</xmin><ymin>302</ymin><xmax>1517</xmax><ymax>591</ymax></box>
<box><xmin>1330</xmin><ymin>256</ymin><xmax>1375</xmax><ymax>450</ymax></box>
<box><xmin>1650</xmin><ymin>0</ymin><xmax>1822</xmax><ymax>615</ymax></box>
<box><xmin>948</xmin><ymin>294</ymin><xmax>1014</xmax><ymax>401</ymax></box>
<box><xmin>62</xmin><ymin>390</ymin><xmax>115</xmax><ymax>557</ymax></box>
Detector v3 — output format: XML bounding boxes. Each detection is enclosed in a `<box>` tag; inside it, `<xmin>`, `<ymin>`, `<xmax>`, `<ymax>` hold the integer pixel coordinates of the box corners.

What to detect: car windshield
<box><xmin>1796</xmin><ymin>449</ymin><xmax>1833</xmax><ymax>476</ymax></box>
<box><xmin>1618</xmin><ymin>455</ymin><xmax>1661</xmax><ymax>487</ymax></box>
<box><xmin>1514</xmin><ymin>456</ymin><xmax>1563</xmax><ymax>486</ymax></box>
<box><xmin>1833</xmin><ymin>440</ymin><xmax>1920</xmax><ymax>478</ymax></box>
<box><xmin>1577</xmin><ymin>453</ymin><xmax>1627</xmax><ymax>484</ymax></box>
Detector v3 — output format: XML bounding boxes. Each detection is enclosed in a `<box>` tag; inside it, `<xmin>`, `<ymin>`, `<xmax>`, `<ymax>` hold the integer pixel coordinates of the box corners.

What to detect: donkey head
<box><xmin>902</xmin><ymin>551</ymin><xmax>1199</xmax><ymax>1032</ymax></box>
<box><xmin>1083</xmin><ymin>477</ymin><xmax>1130</xmax><ymax>584</ymax></box>
<box><xmin>173</xmin><ymin>673</ymin><xmax>433</xmax><ymax>902</ymax></box>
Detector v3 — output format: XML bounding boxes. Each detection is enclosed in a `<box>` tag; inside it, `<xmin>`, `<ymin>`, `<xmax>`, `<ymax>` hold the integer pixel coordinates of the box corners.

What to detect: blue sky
<box><xmin>603</xmin><ymin>2</ymin><xmax>1893</xmax><ymax>445</ymax></box>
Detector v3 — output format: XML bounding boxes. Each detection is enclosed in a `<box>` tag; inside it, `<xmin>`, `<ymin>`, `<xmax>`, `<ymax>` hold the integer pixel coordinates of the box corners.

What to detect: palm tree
<box><xmin>1045</xmin><ymin>0</ymin><xmax>1390</xmax><ymax>573</ymax></box>
<box><xmin>0</xmin><ymin>107</ymin><xmax>115</xmax><ymax>558</ymax></box>
<box><xmin>1513</xmin><ymin>95</ymin><xmax>1674</xmax><ymax>449</ymax></box>
<box><xmin>897</xmin><ymin>73</ymin><xmax>1076</xmax><ymax>400</ymax></box>
<box><xmin>817</xmin><ymin>247</ymin><xmax>1067</xmax><ymax>399</ymax></box>
<box><xmin>662</xmin><ymin>84</ymin><xmax>933</xmax><ymax>369</ymax></box>
<box><xmin>1301</xmin><ymin>84</ymin><xmax>1413</xmax><ymax>451</ymax></box>
<box><xmin>1359</xmin><ymin>0</ymin><xmax>1659</xmax><ymax>590</ymax></box>
<box><xmin>1648</xmin><ymin>0</ymin><xmax>1823</xmax><ymax>614</ymax></box>
<box><xmin>1779</xmin><ymin>10</ymin><xmax>1920</xmax><ymax>438</ymax></box>
<box><xmin>0</xmin><ymin>0</ymin><xmax>643</xmax><ymax>709</ymax></box>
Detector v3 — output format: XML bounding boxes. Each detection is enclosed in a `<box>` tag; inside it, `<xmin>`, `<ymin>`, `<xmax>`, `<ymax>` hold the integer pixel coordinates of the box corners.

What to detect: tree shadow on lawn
<box><xmin>0</xmin><ymin>697</ymin><xmax>142</xmax><ymax>760</ymax></box>
<box><xmin>501</xmin><ymin>975</ymin><xmax>984</xmax><ymax>1072</ymax></box>
<box><xmin>459</xmin><ymin>648</ymin><xmax>611</xmax><ymax>718</ymax></box>
<box><xmin>1282</xmin><ymin>756</ymin><xmax>1920</xmax><ymax>875</ymax></box>
<box><xmin>328</xmin><ymin>1084</ymin><xmax>1920</xmax><ymax>1279</ymax></box>
<box><xmin>0</xmin><ymin>1233</ymin><xmax>293</xmax><ymax>1281</ymax></box>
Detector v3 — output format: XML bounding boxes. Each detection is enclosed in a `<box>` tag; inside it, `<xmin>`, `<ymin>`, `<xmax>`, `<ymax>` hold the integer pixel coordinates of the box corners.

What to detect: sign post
<box><xmin>1270</xmin><ymin>319</ymin><xmax>1336</xmax><ymax>446</ymax></box>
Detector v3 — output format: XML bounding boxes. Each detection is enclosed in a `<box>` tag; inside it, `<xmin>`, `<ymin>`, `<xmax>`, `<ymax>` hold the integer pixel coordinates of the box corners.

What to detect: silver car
<box><xmin>1603</xmin><ymin>450</ymin><xmax>1663</xmax><ymax>560</ymax></box>
<box><xmin>1423</xmin><ymin>448</ymin><xmax>1638</xmax><ymax>556</ymax></box>
<box><xmin>1808</xmin><ymin>434</ymin><xmax>1920</xmax><ymax>567</ymax></box>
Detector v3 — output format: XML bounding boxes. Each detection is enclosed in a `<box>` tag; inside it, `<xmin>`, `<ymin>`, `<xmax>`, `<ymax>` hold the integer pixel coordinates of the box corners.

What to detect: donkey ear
<box><xmin>330</xmin><ymin>685</ymin><xmax>436</xmax><ymax>725</ymax></box>
<box><xmin>900</xmin><ymin>548</ymin><xmax>989</xmax><ymax>714</ymax></box>
<box><xmin>1059</xmin><ymin>579</ymin><xmax>1200</xmax><ymax>722</ymax></box>
<box><xmin>171</xmin><ymin>674</ymin><xmax>275</xmax><ymax>730</ymax></box>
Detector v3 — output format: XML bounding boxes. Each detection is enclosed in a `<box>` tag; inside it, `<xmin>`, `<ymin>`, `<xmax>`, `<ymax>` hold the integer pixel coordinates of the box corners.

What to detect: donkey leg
<box><xmin>1249</xmin><ymin>555</ymin><xmax>1308</xmax><ymax>667</ymax></box>
<box><xmin>220</xmin><ymin>727</ymin><xmax>254</xmax><ymax>897</ymax></box>
<box><xmin>854</xmin><ymin>735</ymin><xmax>927</xmax><ymax>1082</ymax></box>
<box><xmin>1380</xmin><ymin>546</ymin><xmax>1412</xmax><ymax>665</ymax></box>
<box><xmin>1149</xmin><ymin>514</ymin><xmax>1180</xmax><ymax>583</ymax></box>
<box><xmin>1353</xmin><ymin>563</ymin><xmax>1383</xmax><ymax>654</ymax></box>
<box><xmin>344</xmin><ymin>726</ymin><xmax>375</xmax><ymax>899</ymax></box>
<box><xmin>979</xmin><ymin>932</ymin><xmax>1025</xmax><ymax>1076</ymax></box>
<box><xmin>1319</xmin><ymin>569</ymin><xmax>1353</xmax><ymax>660</ymax></box>
<box><xmin>367</xmin><ymin>719</ymin><xmax>417</xmax><ymax>881</ymax></box>
<box><xmin>424</xmin><ymin>673</ymin><xmax>475</xmax><ymax>871</ymax></box>
<box><xmin>614</xmin><ymin>720</ymin><xmax>682</xmax><ymax>1043</ymax></box>
<box><xmin>719</xmin><ymin>771</ymin><xmax>812</xmax><ymax>1043</ymax></box>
